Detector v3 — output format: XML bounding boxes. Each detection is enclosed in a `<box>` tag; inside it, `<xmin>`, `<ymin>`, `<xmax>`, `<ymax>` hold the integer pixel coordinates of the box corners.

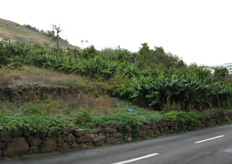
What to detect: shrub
<box><xmin>75</xmin><ymin>110</ymin><xmax>93</xmax><ymax>126</ymax></box>
<box><xmin>81</xmin><ymin>46</ymin><xmax>98</xmax><ymax>59</ymax></box>
<box><xmin>19</xmin><ymin>106</ymin><xmax>42</xmax><ymax>115</ymax></box>
<box><xmin>0</xmin><ymin>42</ymin><xmax>9</xmax><ymax>66</ymax></box>
<box><xmin>164</xmin><ymin>111</ymin><xmax>202</xmax><ymax>132</ymax></box>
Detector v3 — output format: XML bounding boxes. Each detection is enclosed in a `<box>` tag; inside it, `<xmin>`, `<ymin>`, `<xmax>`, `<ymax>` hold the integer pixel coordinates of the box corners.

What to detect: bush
<box><xmin>75</xmin><ymin>110</ymin><xmax>93</xmax><ymax>126</ymax></box>
<box><xmin>164</xmin><ymin>111</ymin><xmax>202</xmax><ymax>132</ymax></box>
<box><xmin>19</xmin><ymin>106</ymin><xmax>42</xmax><ymax>115</ymax></box>
<box><xmin>81</xmin><ymin>46</ymin><xmax>98</xmax><ymax>59</ymax></box>
<box><xmin>0</xmin><ymin>114</ymin><xmax>75</xmax><ymax>136</ymax></box>
<box><xmin>0</xmin><ymin>42</ymin><xmax>9</xmax><ymax>66</ymax></box>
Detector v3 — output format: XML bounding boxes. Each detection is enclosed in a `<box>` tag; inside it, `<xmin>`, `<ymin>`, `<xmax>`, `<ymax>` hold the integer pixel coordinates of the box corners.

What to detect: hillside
<box><xmin>0</xmin><ymin>18</ymin><xmax>80</xmax><ymax>50</ymax></box>
<box><xmin>0</xmin><ymin>38</ymin><xmax>232</xmax><ymax>159</ymax></box>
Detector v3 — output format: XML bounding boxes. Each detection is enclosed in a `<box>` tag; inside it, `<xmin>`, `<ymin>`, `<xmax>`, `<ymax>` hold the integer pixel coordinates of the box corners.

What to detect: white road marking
<box><xmin>194</xmin><ymin>135</ymin><xmax>224</xmax><ymax>144</ymax></box>
<box><xmin>112</xmin><ymin>153</ymin><xmax>159</xmax><ymax>164</ymax></box>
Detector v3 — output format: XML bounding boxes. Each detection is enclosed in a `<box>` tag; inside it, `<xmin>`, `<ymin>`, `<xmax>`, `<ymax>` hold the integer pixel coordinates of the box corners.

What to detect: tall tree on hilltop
<box><xmin>47</xmin><ymin>25</ymin><xmax>62</xmax><ymax>54</ymax></box>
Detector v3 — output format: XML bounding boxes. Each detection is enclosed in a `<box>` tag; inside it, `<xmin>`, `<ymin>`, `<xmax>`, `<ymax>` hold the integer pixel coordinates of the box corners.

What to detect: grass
<box><xmin>1</xmin><ymin>65</ymin><xmax>231</xmax><ymax>138</ymax></box>
<box><xmin>0</xmin><ymin>65</ymin><xmax>153</xmax><ymax>116</ymax></box>
<box><xmin>0</xmin><ymin>64</ymin><xmax>164</xmax><ymax>137</ymax></box>
<box><xmin>0</xmin><ymin>18</ymin><xmax>79</xmax><ymax>49</ymax></box>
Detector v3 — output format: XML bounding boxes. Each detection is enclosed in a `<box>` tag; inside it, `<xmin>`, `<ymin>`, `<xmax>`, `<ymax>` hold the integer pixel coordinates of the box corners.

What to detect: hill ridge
<box><xmin>0</xmin><ymin>17</ymin><xmax>80</xmax><ymax>50</ymax></box>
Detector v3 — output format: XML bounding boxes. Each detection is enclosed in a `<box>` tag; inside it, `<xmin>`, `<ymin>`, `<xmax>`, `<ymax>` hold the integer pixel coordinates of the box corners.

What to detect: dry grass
<box><xmin>0</xmin><ymin>66</ymin><xmax>84</xmax><ymax>87</ymax></box>
<box><xmin>0</xmin><ymin>18</ymin><xmax>79</xmax><ymax>49</ymax></box>
<box><xmin>0</xmin><ymin>65</ymin><xmax>121</xmax><ymax>115</ymax></box>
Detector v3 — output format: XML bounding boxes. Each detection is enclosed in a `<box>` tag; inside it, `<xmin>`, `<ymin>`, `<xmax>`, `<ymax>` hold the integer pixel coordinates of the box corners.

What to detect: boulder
<box><xmin>4</xmin><ymin>137</ymin><xmax>29</xmax><ymax>156</ymax></box>
<box><xmin>57</xmin><ymin>142</ymin><xmax>70</xmax><ymax>151</ymax></box>
<box><xmin>76</xmin><ymin>136</ymin><xmax>92</xmax><ymax>143</ymax></box>
<box><xmin>31</xmin><ymin>138</ymin><xmax>42</xmax><ymax>146</ymax></box>
<box><xmin>71</xmin><ymin>143</ymin><xmax>78</xmax><ymax>149</ymax></box>
<box><xmin>93</xmin><ymin>136</ymin><xmax>106</xmax><ymax>146</ymax></box>
<box><xmin>113</xmin><ymin>133</ymin><xmax>122</xmax><ymax>138</ymax></box>
<box><xmin>103</xmin><ymin>128</ymin><xmax>117</xmax><ymax>133</ymax></box>
<box><xmin>105</xmin><ymin>137</ymin><xmax>117</xmax><ymax>144</ymax></box>
<box><xmin>44</xmin><ymin>139</ymin><xmax>57</xmax><ymax>152</ymax></box>
<box><xmin>144</xmin><ymin>120</ymin><xmax>152</xmax><ymax>125</ymax></box>
<box><xmin>65</xmin><ymin>134</ymin><xmax>76</xmax><ymax>144</ymax></box>
<box><xmin>73</xmin><ymin>129</ymin><xmax>88</xmax><ymax>137</ymax></box>
<box><xmin>30</xmin><ymin>146</ymin><xmax>39</xmax><ymax>153</ymax></box>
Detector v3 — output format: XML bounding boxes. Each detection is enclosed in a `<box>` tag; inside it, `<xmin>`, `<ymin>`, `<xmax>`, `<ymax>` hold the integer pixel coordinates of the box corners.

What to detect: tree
<box><xmin>47</xmin><ymin>25</ymin><xmax>62</xmax><ymax>53</ymax></box>
<box><xmin>137</xmin><ymin>43</ymin><xmax>153</xmax><ymax>68</ymax></box>
<box><xmin>214</xmin><ymin>67</ymin><xmax>229</xmax><ymax>81</ymax></box>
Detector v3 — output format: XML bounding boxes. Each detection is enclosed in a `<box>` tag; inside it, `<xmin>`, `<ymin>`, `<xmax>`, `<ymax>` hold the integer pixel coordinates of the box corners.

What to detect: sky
<box><xmin>0</xmin><ymin>0</ymin><xmax>232</xmax><ymax>66</ymax></box>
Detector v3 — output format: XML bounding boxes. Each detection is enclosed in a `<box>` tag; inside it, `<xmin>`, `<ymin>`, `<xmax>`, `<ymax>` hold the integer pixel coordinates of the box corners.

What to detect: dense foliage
<box><xmin>1</xmin><ymin>41</ymin><xmax>232</xmax><ymax>111</ymax></box>
<box><xmin>0</xmin><ymin>42</ymin><xmax>9</xmax><ymax>66</ymax></box>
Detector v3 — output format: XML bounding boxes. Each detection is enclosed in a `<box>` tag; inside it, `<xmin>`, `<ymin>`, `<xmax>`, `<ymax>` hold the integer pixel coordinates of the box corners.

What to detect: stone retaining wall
<box><xmin>1</xmin><ymin>111</ymin><xmax>232</xmax><ymax>159</ymax></box>
<box><xmin>0</xmin><ymin>85</ymin><xmax>80</xmax><ymax>102</ymax></box>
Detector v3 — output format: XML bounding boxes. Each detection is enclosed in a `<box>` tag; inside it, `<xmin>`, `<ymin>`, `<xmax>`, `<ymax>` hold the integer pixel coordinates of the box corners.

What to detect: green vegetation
<box><xmin>164</xmin><ymin>109</ymin><xmax>227</xmax><ymax>132</ymax></box>
<box><xmin>0</xmin><ymin>39</ymin><xmax>232</xmax><ymax>137</ymax></box>
<box><xmin>1</xmin><ymin>41</ymin><xmax>231</xmax><ymax>112</ymax></box>
<box><xmin>0</xmin><ymin>42</ymin><xmax>9</xmax><ymax>66</ymax></box>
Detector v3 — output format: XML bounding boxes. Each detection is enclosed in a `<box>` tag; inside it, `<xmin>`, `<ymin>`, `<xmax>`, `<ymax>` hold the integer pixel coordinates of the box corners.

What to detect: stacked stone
<box><xmin>0</xmin><ymin>114</ymin><xmax>231</xmax><ymax>158</ymax></box>
<box><xmin>138</xmin><ymin>119</ymin><xmax>174</xmax><ymax>137</ymax></box>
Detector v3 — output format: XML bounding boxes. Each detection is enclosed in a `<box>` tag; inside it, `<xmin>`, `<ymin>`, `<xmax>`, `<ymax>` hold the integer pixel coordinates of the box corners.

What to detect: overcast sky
<box><xmin>1</xmin><ymin>0</ymin><xmax>231</xmax><ymax>66</ymax></box>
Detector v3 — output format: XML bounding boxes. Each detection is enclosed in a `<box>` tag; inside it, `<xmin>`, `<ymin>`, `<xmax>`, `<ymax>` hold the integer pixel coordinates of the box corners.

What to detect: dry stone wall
<box><xmin>0</xmin><ymin>85</ymin><xmax>80</xmax><ymax>102</ymax></box>
<box><xmin>1</xmin><ymin>111</ymin><xmax>232</xmax><ymax>159</ymax></box>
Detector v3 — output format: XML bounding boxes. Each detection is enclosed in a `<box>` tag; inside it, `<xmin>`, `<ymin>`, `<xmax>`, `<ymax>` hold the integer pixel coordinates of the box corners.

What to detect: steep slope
<box><xmin>0</xmin><ymin>18</ymin><xmax>80</xmax><ymax>50</ymax></box>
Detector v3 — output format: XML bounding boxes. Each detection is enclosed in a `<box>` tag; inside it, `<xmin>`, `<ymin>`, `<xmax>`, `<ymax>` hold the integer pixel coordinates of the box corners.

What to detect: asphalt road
<box><xmin>2</xmin><ymin>124</ymin><xmax>232</xmax><ymax>164</ymax></box>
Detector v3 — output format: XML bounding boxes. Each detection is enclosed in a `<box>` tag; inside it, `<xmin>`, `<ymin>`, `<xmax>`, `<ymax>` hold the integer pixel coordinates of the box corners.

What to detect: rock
<box><xmin>139</xmin><ymin>124</ymin><xmax>150</xmax><ymax>130</ymax></box>
<box><xmin>139</xmin><ymin>130</ymin><xmax>146</xmax><ymax>137</ymax></box>
<box><xmin>105</xmin><ymin>132</ymin><xmax>111</xmax><ymax>138</ymax></box>
<box><xmin>79</xmin><ymin>144</ymin><xmax>87</xmax><ymax>149</ymax></box>
<box><xmin>86</xmin><ymin>134</ymin><xmax>94</xmax><ymax>140</ymax></box>
<box><xmin>31</xmin><ymin>138</ymin><xmax>42</xmax><ymax>146</ymax></box>
<box><xmin>128</xmin><ymin>137</ymin><xmax>132</xmax><ymax>141</ymax></box>
<box><xmin>3</xmin><ymin>137</ymin><xmax>29</xmax><ymax>156</ymax></box>
<box><xmin>144</xmin><ymin>121</ymin><xmax>152</xmax><ymax>125</ymax></box>
<box><xmin>71</xmin><ymin>143</ymin><xmax>78</xmax><ymax>149</ymax></box>
<box><xmin>0</xmin><ymin>134</ymin><xmax>11</xmax><ymax>142</ymax></box>
<box><xmin>30</xmin><ymin>146</ymin><xmax>38</xmax><ymax>153</ymax></box>
<box><xmin>103</xmin><ymin>128</ymin><xmax>117</xmax><ymax>133</ymax></box>
<box><xmin>93</xmin><ymin>136</ymin><xmax>106</xmax><ymax>146</ymax></box>
<box><xmin>76</xmin><ymin>135</ymin><xmax>92</xmax><ymax>143</ymax></box>
<box><xmin>158</xmin><ymin>118</ymin><xmax>167</xmax><ymax>126</ymax></box>
<box><xmin>73</xmin><ymin>129</ymin><xmax>88</xmax><ymax>137</ymax></box>
<box><xmin>57</xmin><ymin>136</ymin><xmax>65</xmax><ymax>144</ymax></box>
<box><xmin>155</xmin><ymin>129</ymin><xmax>160</xmax><ymax>135</ymax></box>
<box><xmin>146</xmin><ymin>130</ymin><xmax>153</xmax><ymax>136</ymax></box>
<box><xmin>65</xmin><ymin>134</ymin><xmax>76</xmax><ymax>144</ymax></box>
<box><xmin>151</xmin><ymin>123</ymin><xmax>157</xmax><ymax>129</ymax></box>
<box><xmin>44</xmin><ymin>139</ymin><xmax>57</xmax><ymax>152</ymax></box>
<box><xmin>113</xmin><ymin>133</ymin><xmax>122</xmax><ymax>138</ymax></box>
<box><xmin>85</xmin><ymin>141</ymin><xmax>93</xmax><ymax>147</ymax></box>
<box><xmin>57</xmin><ymin>142</ymin><xmax>70</xmax><ymax>151</ymax></box>
<box><xmin>106</xmin><ymin>137</ymin><xmax>117</xmax><ymax>144</ymax></box>
<box><xmin>0</xmin><ymin>142</ymin><xmax>3</xmax><ymax>149</ymax></box>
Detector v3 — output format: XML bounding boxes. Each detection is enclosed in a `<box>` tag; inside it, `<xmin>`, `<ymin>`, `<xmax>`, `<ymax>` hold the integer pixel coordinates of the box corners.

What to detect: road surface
<box><xmin>1</xmin><ymin>124</ymin><xmax>232</xmax><ymax>164</ymax></box>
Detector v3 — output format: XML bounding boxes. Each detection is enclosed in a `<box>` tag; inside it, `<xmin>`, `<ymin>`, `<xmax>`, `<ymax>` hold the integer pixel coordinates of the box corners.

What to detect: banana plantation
<box><xmin>1</xmin><ymin>41</ymin><xmax>232</xmax><ymax>111</ymax></box>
